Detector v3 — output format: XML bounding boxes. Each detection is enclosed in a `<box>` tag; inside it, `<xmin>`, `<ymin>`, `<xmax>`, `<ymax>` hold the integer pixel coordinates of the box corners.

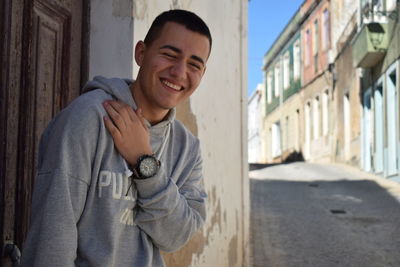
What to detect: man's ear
<box><xmin>135</xmin><ymin>41</ymin><xmax>146</xmax><ymax>66</ymax></box>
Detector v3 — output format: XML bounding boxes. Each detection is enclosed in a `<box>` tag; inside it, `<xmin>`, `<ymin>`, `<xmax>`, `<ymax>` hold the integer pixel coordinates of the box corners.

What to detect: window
<box><xmin>285</xmin><ymin>116</ymin><xmax>290</xmax><ymax>150</ymax></box>
<box><xmin>322</xmin><ymin>9</ymin><xmax>330</xmax><ymax>50</ymax></box>
<box><xmin>313</xmin><ymin>96</ymin><xmax>320</xmax><ymax>140</ymax></box>
<box><xmin>274</xmin><ymin>64</ymin><xmax>280</xmax><ymax>97</ymax></box>
<box><xmin>293</xmin><ymin>40</ymin><xmax>300</xmax><ymax>79</ymax></box>
<box><xmin>322</xmin><ymin>90</ymin><xmax>329</xmax><ymax>136</ymax></box>
<box><xmin>267</xmin><ymin>72</ymin><xmax>273</xmax><ymax>103</ymax></box>
<box><xmin>305</xmin><ymin>28</ymin><xmax>311</xmax><ymax>66</ymax></box>
<box><xmin>304</xmin><ymin>102</ymin><xmax>311</xmax><ymax>156</ymax></box>
<box><xmin>272</xmin><ymin>121</ymin><xmax>281</xmax><ymax>157</ymax></box>
<box><xmin>313</xmin><ymin>19</ymin><xmax>319</xmax><ymax>56</ymax></box>
<box><xmin>387</xmin><ymin>0</ymin><xmax>397</xmax><ymax>12</ymax></box>
<box><xmin>343</xmin><ymin>93</ymin><xmax>351</xmax><ymax>159</ymax></box>
<box><xmin>313</xmin><ymin>19</ymin><xmax>319</xmax><ymax>73</ymax></box>
<box><xmin>283</xmin><ymin>52</ymin><xmax>290</xmax><ymax>89</ymax></box>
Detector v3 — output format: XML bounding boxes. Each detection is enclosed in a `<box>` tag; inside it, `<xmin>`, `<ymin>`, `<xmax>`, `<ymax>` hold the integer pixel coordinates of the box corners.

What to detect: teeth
<box><xmin>162</xmin><ymin>80</ymin><xmax>182</xmax><ymax>91</ymax></box>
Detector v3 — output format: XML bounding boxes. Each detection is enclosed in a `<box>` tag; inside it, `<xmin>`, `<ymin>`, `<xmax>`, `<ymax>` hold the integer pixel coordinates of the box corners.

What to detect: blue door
<box><xmin>362</xmin><ymin>88</ymin><xmax>372</xmax><ymax>172</ymax></box>
<box><xmin>374</xmin><ymin>80</ymin><xmax>384</xmax><ymax>174</ymax></box>
<box><xmin>386</xmin><ymin>65</ymin><xmax>398</xmax><ymax>177</ymax></box>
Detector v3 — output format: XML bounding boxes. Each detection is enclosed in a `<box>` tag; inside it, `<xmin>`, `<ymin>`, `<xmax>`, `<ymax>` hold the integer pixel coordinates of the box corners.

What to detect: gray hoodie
<box><xmin>21</xmin><ymin>76</ymin><xmax>207</xmax><ymax>267</ymax></box>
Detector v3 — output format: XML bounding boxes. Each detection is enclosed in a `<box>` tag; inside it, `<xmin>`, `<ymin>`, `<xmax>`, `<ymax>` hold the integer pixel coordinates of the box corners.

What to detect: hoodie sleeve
<box><xmin>21</xmin><ymin>96</ymin><xmax>101</xmax><ymax>266</ymax></box>
<box><xmin>133</xmin><ymin>140</ymin><xmax>206</xmax><ymax>252</ymax></box>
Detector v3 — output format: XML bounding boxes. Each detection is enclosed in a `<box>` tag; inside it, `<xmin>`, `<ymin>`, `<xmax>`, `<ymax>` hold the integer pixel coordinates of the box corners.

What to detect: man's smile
<box><xmin>161</xmin><ymin>79</ymin><xmax>184</xmax><ymax>91</ymax></box>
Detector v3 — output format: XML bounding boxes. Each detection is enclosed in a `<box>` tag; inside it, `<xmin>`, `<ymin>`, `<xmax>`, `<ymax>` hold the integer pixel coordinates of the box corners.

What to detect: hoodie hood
<box><xmin>83</xmin><ymin>76</ymin><xmax>176</xmax><ymax>132</ymax></box>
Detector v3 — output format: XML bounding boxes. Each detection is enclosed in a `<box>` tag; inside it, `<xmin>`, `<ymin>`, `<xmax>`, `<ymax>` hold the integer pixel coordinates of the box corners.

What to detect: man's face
<box><xmin>135</xmin><ymin>22</ymin><xmax>210</xmax><ymax>114</ymax></box>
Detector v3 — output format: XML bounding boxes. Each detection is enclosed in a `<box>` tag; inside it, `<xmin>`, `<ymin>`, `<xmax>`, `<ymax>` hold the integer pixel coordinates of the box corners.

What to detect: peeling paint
<box><xmin>162</xmin><ymin>231</ymin><xmax>206</xmax><ymax>267</ymax></box>
<box><xmin>206</xmin><ymin>199</ymin><xmax>222</xmax><ymax>236</ymax></box>
<box><xmin>162</xmin><ymin>195</ymin><xmax>223</xmax><ymax>266</ymax></box>
<box><xmin>170</xmin><ymin>0</ymin><xmax>193</xmax><ymax>10</ymax></box>
<box><xmin>112</xmin><ymin>0</ymin><xmax>133</xmax><ymax>17</ymax></box>
<box><xmin>236</xmin><ymin>209</ymin><xmax>239</xmax><ymax>231</ymax></box>
<box><xmin>132</xmin><ymin>0</ymin><xmax>147</xmax><ymax>20</ymax></box>
<box><xmin>228</xmin><ymin>235</ymin><xmax>238</xmax><ymax>267</ymax></box>
<box><xmin>211</xmin><ymin>186</ymin><xmax>216</xmax><ymax>206</ymax></box>
<box><xmin>176</xmin><ymin>98</ymin><xmax>198</xmax><ymax>136</ymax></box>
<box><xmin>223</xmin><ymin>210</ymin><xmax>227</xmax><ymax>224</ymax></box>
<box><xmin>170</xmin><ymin>0</ymin><xmax>180</xmax><ymax>9</ymax></box>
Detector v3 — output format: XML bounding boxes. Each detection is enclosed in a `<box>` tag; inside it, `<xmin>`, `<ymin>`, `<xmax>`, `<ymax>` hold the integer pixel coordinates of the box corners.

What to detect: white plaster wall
<box><xmin>132</xmin><ymin>1</ymin><xmax>249</xmax><ymax>266</ymax></box>
<box><xmin>88</xmin><ymin>0</ymin><xmax>134</xmax><ymax>78</ymax></box>
<box><xmin>330</xmin><ymin>0</ymin><xmax>358</xmax><ymax>59</ymax></box>
<box><xmin>248</xmin><ymin>85</ymin><xmax>263</xmax><ymax>163</ymax></box>
<box><xmin>88</xmin><ymin>0</ymin><xmax>249</xmax><ymax>266</ymax></box>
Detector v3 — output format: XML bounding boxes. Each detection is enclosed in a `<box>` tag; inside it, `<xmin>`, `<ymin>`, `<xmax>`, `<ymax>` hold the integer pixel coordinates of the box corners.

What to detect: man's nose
<box><xmin>170</xmin><ymin>60</ymin><xmax>186</xmax><ymax>79</ymax></box>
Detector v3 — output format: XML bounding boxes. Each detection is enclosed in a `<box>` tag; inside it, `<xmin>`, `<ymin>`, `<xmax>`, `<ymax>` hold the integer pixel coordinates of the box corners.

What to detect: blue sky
<box><xmin>248</xmin><ymin>0</ymin><xmax>304</xmax><ymax>96</ymax></box>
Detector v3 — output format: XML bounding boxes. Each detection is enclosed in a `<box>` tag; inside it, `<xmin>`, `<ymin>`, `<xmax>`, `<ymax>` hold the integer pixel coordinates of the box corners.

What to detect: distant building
<box><xmin>259</xmin><ymin>0</ymin><xmax>400</xmax><ymax>182</ymax></box>
<box><xmin>330</xmin><ymin>0</ymin><xmax>360</xmax><ymax>165</ymax></box>
<box><xmin>248</xmin><ymin>84</ymin><xmax>264</xmax><ymax>163</ymax></box>
<box><xmin>262</xmin><ymin>4</ymin><xmax>303</xmax><ymax>163</ymax></box>
<box><xmin>300</xmin><ymin>0</ymin><xmax>333</xmax><ymax>162</ymax></box>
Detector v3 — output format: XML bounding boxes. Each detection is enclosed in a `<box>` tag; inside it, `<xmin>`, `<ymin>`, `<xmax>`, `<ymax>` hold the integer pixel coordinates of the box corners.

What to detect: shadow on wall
<box><xmin>249</xmin><ymin>150</ymin><xmax>304</xmax><ymax>171</ymax></box>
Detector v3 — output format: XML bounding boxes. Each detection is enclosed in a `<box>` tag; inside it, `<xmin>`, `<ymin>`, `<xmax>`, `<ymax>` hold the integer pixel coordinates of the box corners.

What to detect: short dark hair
<box><xmin>144</xmin><ymin>9</ymin><xmax>212</xmax><ymax>53</ymax></box>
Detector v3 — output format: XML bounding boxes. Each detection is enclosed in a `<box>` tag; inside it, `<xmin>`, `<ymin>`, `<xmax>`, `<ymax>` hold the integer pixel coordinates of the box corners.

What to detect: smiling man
<box><xmin>21</xmin><ymin>10</ymin><xmax>211</xmax><ymax>267</ymax></box>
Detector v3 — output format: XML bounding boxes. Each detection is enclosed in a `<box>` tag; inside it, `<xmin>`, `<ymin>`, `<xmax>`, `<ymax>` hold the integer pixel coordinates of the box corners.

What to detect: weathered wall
<box><xmin>301</xmin><ymin>0</ymin><xmax>331</xmax><ymax>86</ymax></box>
<box><xmin>333</xmin><ymin>42</ymin><xmax>361</xmax><ymax>165</ymax></box>
<box><xmin>88</xmin><ymin>0</ymin><xmax>134</xmax><ymax>78</ymax></box>
<box><xmin>330</xmin><ymin>0</ymin><xmax>358</xmax><ymax>59</ymax></box>
<box><xmin>301</xmin><ymin>72</ymin><xmax>332</xmax><ymax>162</ymax></box>
<box><xmin>263</xmin><ymin>93</ymin><xmax>303</xmax><ymax>163</ymax></box>
<box><xmin>88</xmin><ymin>0</ymin><xmax>249</xmax><ymax>266</ymax></box>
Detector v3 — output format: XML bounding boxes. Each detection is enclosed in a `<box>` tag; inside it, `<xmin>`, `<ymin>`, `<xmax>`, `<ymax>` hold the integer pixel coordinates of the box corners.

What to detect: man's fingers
<box><xmin>103</xmin><ymin>116</ymin><xmax>121</xmax><ymax>140</ymax></box>
<box><xmin>126</xmin><ymin>105</ymin><xmax>139</xmax><ymax>122</ymax></box>
<box><xmin>103</xmin><ymin>101</ymin><xmax>127</xmax><ymax>130</ymax></box>
<box><xmin>103</xmin><ymin>100</ymin><xmax>149</xmax><ymax>134</ymax></box>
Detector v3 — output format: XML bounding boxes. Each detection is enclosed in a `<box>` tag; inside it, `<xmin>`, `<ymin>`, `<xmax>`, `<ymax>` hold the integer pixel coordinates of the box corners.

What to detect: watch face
<box><xmin>139</xmin><ymin>156</ymin><xmax>159</xmax><ymax>178</ymax></box>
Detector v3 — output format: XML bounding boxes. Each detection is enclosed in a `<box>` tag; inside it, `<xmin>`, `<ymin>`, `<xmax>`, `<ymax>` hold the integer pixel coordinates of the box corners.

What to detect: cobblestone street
<box><xmin>249</xmin><ymin>162</ymin><xmax>400</xmax><ymax>267</ymax></box>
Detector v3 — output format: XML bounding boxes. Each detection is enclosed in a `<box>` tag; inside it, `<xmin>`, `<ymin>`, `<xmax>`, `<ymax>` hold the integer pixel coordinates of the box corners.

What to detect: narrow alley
<box><xmin>249</xmin><ymin>162</ymin><xmax>400</xmax><ymax>267</ymax></box>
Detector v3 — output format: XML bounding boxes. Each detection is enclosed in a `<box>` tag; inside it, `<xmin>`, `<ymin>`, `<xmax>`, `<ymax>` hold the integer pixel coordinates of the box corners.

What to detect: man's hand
<box><xmin>103</xmin><ymin>100</ymin><xmax>153</xmax><ymax>166</ymax></box>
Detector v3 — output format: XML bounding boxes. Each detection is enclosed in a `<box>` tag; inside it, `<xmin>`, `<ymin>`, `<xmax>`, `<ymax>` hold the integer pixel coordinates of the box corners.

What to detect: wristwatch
<box><xmin>133</xmin><ymin>155</ymin><xmax>161</xmax><ymax>179</ymax></box>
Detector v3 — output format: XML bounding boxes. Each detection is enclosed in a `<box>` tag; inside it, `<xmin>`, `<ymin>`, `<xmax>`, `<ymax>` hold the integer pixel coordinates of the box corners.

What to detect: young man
<box><xmin>21</xmin><ymin>9</ymin><xmax>211</xmax><ymax>267</ymax></box>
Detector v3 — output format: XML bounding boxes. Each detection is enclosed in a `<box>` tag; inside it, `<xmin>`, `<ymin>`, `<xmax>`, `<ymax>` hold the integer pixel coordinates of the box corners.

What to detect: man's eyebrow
<box><xmin>160</xmin><ymin>45</ymin><xmax>205</xmax><ymax>66</ymax></box>
<box><xmin>160</xmin><ymin>45</ymin><xmax>181</xmax><ymax>53</ymax></box>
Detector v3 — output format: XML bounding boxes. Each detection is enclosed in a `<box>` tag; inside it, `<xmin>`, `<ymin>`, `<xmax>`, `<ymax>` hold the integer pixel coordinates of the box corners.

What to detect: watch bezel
<box><xmin>135</xmin><ymin>155</ymin><xmax>160</xmax><ymax>179</ymax></box>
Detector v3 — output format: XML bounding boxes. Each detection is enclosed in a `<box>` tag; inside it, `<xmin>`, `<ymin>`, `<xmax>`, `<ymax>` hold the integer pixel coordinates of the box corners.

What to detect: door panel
<box><xmin>374</xmin><ymin>81</ymin><xmax>384</xmax><ymax>174</ymax></box>
<box><xmin>1</xmin><ymin>0</ymin><xmax>85</xmax><ymax>265</ymax></box>
<box><xmin>363</xmin><ymin>89</ymin><xmax>372</xmax><ymax>172</ymax></box>
<box><xmin>386</xmin><ymin>65</ymin><xmax>397</xmax><ymax>176</ymax></box>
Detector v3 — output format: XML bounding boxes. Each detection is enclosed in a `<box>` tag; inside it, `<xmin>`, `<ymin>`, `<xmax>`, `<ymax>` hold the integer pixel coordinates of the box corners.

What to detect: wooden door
<box><xmin>0</xmin><ymin>0</ymin><xmax>87</xmax><ymax>265</ymax></box>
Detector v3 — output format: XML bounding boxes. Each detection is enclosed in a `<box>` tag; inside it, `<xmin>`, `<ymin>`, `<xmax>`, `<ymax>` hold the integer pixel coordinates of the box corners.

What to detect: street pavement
<box><xmin>249</xmin><ymin>162</ymin><xmax>400</xmax><ymax>267</ymax></box>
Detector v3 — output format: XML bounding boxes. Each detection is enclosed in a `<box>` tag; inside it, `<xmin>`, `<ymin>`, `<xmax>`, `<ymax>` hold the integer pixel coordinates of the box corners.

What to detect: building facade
<box><xmin>300</xmin><ymin>0</ymin><xmax>334</xmax><ymax>162</ymax></box>
<box><xmin>260</xmin><ymin>0</ymin><xmax>400</xmax><ymax>183</ymax></box>
<box><xmin>352</xmin><ymin>0</ymin><xmax>400</xmax><ymax>181</ymax></box>
<box><xmin>262</xmin><ymin>9</ymin><xmax>304</xmax><ymax>163</ymax></box>
<box><xmin>330</xmin><ymin>0</ymin><xmax>360</xmax><ymax>165</ymax></box>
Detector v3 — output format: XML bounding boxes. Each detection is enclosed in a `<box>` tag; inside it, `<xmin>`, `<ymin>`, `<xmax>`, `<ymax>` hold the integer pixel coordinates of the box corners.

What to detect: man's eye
<box><xmin>189</xmin><ymin>63</ymin><xmax>201</xmax><ymax>70</ymax></box>
<box><xmin>163</xmin><ymin>53</ymin><xmax>176</xmax><ymax>58</ymax></box>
